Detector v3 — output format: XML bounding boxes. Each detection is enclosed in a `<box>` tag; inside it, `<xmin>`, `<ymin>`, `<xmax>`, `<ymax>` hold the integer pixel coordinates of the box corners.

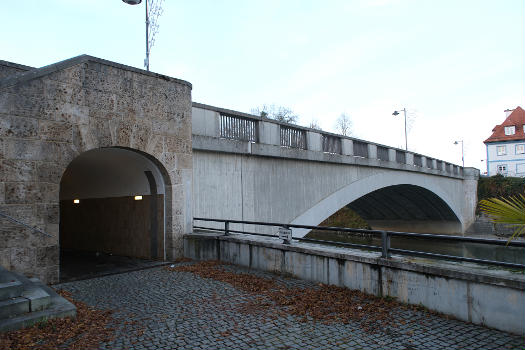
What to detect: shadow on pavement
<box><xmin>59</xmin><ymin>250</ymin><xmax>168</xmax><ymax>283</ymax></box>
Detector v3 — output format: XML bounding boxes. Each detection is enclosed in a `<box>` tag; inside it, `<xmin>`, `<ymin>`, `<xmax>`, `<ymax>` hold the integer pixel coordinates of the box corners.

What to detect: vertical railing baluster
<box><xmin>381</xmin><ymin>231</ymin><xmax>391</xmax><ymax>258</ymax></box>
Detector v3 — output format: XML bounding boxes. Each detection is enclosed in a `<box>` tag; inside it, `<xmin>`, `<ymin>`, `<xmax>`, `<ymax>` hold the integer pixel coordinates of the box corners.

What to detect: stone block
<box><xmin>0</xmin><ymin>159</ymin><xmax>36</xmax><ymax>182</ymax></box>
<box><xmin>116</xmin><ymin>120</ymin><xmax>133</xmax><ymax>146</ymax></box>
<box><xmin>48</xmin><ymin>64</ymin><xmax>85</xmax><ymax>86</ymax></box>
<box><xmin>10</xmin><ymin>248</ymin><xmax>36</xmax><ymax>274</ymax></box>
<box><xmin>88</xmin><ymin>118</ymin><xmax>112</xmax><ymax>147</ymax></box>
<box><xmin>21</xmin><ymin>287</ymin><xmax>50</xmax><ymax>312</ymax></box>
<box><xmin>34</xmin><ymin>265</ymin><xmax>59</xmax><ymax>285</ymax></box>
<box><xmin>71</xmin><ymin>124</ymin><xmax>91</xmax><ymax>153</ymax></box>
<box><xmin>0</xmin><ymin>280</ymin><xmax>22</xmax><ymax>300</ymax></box>
<box><xmin>43</xmin><ymin>79</ymin><xmax>85</xmax><ymax>106</ymax></box>
<box><xmin>36</xmin><ymin>162</ymin><xmax>63</xmax><ymax>184</ymax></box>
<box><xmin>36</xmin><ymin>245</ymin><xmax>59</xmax><ymax>268</ymax></box>
<box><xmin>5</xmin><ymin>183</ymin><xmax>42</xmax><ymax>204</ymax></box>
<box><xmin>145</xmin><ymin>134</ymin><xmax>163</xmax><ymax>157</ymax></box>
<box><xmin>130</xmin><ymin>120</ymin><xmax>152</xmax><ymax>151</ymax></box>
<box><xmin>42</xmin><ymin>223</ymin><xmax>59</xmax><ymax>240</ymax></box>
<box><xmin>165</xmin><ymin>136</ymin><xmax>191</xmax><ymax>154</ymax></box>
<box><xmin>0</xmin><ymin>115</ymin><xmax>38</xmax><ymax>138</ymax></box>
<box><xmin>40</xmin><ymin>142</ymin><xmax>77</xmax><ymax>165</ymax></box>
<box><xmin>39</xmin><ymin>120</ymin><xmax>72</xmax><ymax>142</ymax></box>
<box><xmin>0</xmin><ymin>205</ymin><xmax>35</xmax><ymax>227</ymax></box>
<box><xmin>162</xmin><ymin>152</ymin><xmax>177</xmax><ymax>172</ymax></box>
<box><xmin>177</xmin><ymin>154</ymin><xmax>193</xmax><ymax>170</ymax></box>
<box><xmin>54</xmin><ymin>103</ymin><xmax>89</xmax><ymax>125</ymax></box>
<box><xmin>9</xmin><ymin>79</ymin><xmax>45</xmax><ymax>96</ymax></box>
<box><xmin>0</xmin><ymin>222</ymin><xmax>31</xmax><ymax>249</ymax></box>
<box><xmin>4</xmin><ymin>139</ymin><xmax>42</xmax><ymax>161</ymax></box>
<box><xmin>36</xmin><ymin>204</ymin><xmax>59</xmax><ymax>225</ymax></box>
<box><xmin>0</xmin><ymin>297</ymin><xmax>29</xmax><ymax>319</ymax></box>
<box><xmin>38</xmin><ymin>183</ymin><xmax>59</xmax><ymax>203</ymax></box>
<box><xmin>0</xmin><ymin>183</ymin><xmax>4</xmax><ymax>204</ymax></box>
<box><xmin>0</xmin><ymin>248</ymin><xmax>10</xmax><ymax>269</ymax></box>
<box><xmin>167</xmin><ymin>169</ymin><xmax>183</xmax><ymax>185</ymax></box>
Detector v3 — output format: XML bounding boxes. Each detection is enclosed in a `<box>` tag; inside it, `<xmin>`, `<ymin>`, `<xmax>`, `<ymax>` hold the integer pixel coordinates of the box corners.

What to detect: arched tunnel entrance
<box><xmin>59</xmin><ymin>147</ymin><xmax>167</xmax><ymax>281</ymax></box>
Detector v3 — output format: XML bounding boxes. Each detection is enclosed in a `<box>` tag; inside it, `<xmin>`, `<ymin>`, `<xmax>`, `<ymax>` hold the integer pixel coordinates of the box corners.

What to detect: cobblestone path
<box><xmin>56</xmin><ymin>262</ymin><xmax>525</xmax><ymax>350</ymax></box>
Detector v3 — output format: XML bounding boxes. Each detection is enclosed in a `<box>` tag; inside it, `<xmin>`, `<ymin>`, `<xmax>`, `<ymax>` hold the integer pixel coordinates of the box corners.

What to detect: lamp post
<box><xmin>392</xmin><ymin>108</ymin><xmax>407</xmax><ymax>150</ymax></box>
<box><xmin>454</xmin><ymin>140</ymin><xmax>464</xmax><ymax>167</ymax></box>
<box><xmin>122</xmin><ymin>0</ymin><xmax>150</xmax><ymax>71</ymax></box>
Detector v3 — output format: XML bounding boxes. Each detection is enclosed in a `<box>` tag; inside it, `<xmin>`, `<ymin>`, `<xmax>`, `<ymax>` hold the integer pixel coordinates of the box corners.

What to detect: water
<box><xmin>306</xmin><ymin>230</ymin><xmax>525</xmax><ymax>266</ymax></box>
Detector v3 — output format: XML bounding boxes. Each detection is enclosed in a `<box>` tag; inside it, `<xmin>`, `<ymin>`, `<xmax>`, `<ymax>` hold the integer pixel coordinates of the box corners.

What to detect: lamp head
<box><xmin>122</xmin><ymin>0</ymin><xmax>142</xmax><ymax>4</ymax></box>
<box><xmin>392</xmin><ymin>111</ymin><xmax>400</xmax><ymax>116</ymax></box>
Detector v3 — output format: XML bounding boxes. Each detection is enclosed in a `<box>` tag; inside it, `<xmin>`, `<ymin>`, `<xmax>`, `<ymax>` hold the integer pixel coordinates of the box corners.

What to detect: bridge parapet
<box><xmin>192</xmin><ymin>103</ymin><xmax>466</xmax><ymax>179</ymax></box>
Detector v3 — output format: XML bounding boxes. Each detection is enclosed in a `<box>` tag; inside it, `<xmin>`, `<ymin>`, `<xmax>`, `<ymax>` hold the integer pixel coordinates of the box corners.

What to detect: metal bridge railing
<box><xmin>193</xmin><ymin>217</ymin><xmax>525</xmax><ymax>269</ymax></box>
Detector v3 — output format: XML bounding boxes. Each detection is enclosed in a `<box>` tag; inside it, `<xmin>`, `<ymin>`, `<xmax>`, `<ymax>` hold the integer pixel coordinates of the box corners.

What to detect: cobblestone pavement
<box><xmin>56</xmin><ymin>262</ymin><xmax>525</xmax><ymax>350</ymax></box>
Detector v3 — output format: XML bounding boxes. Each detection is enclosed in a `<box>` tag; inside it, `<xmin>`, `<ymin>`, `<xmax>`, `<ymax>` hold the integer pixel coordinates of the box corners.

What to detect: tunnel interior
<box><xmin>59</xmin><ymin>147</ymin><xmax>166</xmax><ymax>281</ymax></box>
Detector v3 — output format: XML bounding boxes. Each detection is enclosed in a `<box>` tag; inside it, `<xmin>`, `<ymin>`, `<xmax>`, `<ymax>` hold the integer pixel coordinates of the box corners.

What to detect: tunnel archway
<box><xmin>59</xmin><ymin>147</ymin><xmax>169</xmax><ymax>280</ymax></box>
<box><xmin>291</xmin><ymin>172</ymin><xmax>463</xmax><ymax>237</ymax></box>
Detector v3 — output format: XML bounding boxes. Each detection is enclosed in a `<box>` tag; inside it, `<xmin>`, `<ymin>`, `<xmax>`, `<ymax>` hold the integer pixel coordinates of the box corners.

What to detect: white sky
<box><xmin>2</xmin><ymin>0</ymin><xmax>524</xmax><ymax>172</ymax></box>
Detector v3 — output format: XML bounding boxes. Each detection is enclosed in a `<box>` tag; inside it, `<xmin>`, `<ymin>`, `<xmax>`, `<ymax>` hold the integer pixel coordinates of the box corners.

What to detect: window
<box><xmin>504</xmin><ymin>126</ymin><xmax>515</xmax><ymax>135</ymax></box>
<box><xmin>496</xmin><ymin>145</ymin><xmax>506</xmax><ymax>156</ymax></box>
<box><xmin>516</xmin><ymin>144</ymin><xmax>525</xmax><ymax>154</ymax></box>
<box><xmin>517</xmin><ymin>163</ymin><xmax>525</xmax><ymax>174</ymax></box>
<box><xmin>497</xmin><ymin>164</ymin><xmax>507</xmax><ymax>175</ymax></box>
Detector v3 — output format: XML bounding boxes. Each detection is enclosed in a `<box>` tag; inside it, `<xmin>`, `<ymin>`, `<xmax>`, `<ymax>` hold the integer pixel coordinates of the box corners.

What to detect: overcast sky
<box><xmin>2</xmin><ymin>0</ymin><xmax>524</xmax><ymax>172</ymax></box>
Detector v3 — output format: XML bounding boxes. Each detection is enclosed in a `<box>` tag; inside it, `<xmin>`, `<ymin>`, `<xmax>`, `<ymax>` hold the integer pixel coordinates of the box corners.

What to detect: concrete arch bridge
<box><xmin>192</xmin><ymin>103</ymin><xmax>479</xmax><ymax>237</ymax></box>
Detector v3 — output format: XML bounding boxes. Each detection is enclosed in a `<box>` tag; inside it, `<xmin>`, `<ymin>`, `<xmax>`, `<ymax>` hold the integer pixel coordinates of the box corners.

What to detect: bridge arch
<box><xmin>290</xmin><ymin>171</ymin><xmax>463</xmax><ymax>237</ymax></box>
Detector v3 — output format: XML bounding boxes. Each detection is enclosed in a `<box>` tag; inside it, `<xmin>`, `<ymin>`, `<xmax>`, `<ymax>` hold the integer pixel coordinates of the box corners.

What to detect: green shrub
<box><xmin>478</xmin><ymin>175</ymin><xmax>525</xmax><ymax>202</ymax></box>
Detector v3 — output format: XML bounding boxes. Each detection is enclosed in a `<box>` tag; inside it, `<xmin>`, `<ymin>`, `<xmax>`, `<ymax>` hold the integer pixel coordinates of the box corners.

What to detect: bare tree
<box><xmin>251</xmin><ymin>104</ymin><xmax>298</xmax><ymax>124</ymax></box>
<box><xmin>335</xmin><ymin>113</ymin><xmax>352</xmax><ymax>136</ymax></box>
<box><xmin>309</xmin><ymin>119</ymin><xmax>322</xmax><ymax>130</ymax></box>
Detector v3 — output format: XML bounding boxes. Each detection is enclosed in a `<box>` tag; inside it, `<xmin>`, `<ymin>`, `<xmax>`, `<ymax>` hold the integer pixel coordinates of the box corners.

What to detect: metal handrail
<box><xmin>193</xmin><ymin>217</ymin><xmax>525</xmax><ymax>269</ymax></box>
<box><xmin>0</xmin><ymin>211</ymin><xmax>52</xmax><ymax>237</ymax></box>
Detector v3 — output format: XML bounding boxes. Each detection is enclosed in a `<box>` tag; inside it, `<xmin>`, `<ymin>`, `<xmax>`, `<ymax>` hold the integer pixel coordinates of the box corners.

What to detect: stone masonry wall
<box><xmin>0</xmin><ymin>60</ymin><xmax>33</xmax><ymax>80</ymax></box>
<box><xmin>0</xmin><ymin>56</ymin><xmax>193</xmax><ymax>283</ymax></box>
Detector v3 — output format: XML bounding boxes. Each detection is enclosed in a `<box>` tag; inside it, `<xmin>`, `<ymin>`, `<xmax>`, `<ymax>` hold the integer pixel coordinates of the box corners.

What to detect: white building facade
<box><xmin>484</xmin><ymin>107</ymin><xmax>525</xmax><ymax>177</ymax></box>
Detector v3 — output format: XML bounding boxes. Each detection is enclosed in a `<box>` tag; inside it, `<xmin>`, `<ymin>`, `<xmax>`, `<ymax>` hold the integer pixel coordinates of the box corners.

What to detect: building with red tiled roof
<box><xmin>484</xmin><ymin>107</ymin><xmax>525</xmax><ymax>177</ymax></box>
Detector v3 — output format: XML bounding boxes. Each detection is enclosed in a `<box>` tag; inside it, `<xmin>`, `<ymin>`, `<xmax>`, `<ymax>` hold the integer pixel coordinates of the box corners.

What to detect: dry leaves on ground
<box><xmin>168</xmin><ymin>261</ymin><xmax>429</xmax><ymax>333</ymax></box>
<box><xmin>0</xmin><ymin>290</ymin><xmax>115</xmax><ymax>350</ymax></box>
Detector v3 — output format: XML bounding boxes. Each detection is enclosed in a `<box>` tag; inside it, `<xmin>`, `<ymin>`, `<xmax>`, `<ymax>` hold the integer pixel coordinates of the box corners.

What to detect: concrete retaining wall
<box><xmin>184</xmin><ymin>232</ymin><xmax>525</xmax><ymax>335</ymax></box>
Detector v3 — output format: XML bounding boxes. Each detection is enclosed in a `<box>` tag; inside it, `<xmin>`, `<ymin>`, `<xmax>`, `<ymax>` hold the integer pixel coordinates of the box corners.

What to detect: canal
<box><xmin>306</xmin><ymin>230</ymin><xmax>525</xmax><ymax>266</ymax></box>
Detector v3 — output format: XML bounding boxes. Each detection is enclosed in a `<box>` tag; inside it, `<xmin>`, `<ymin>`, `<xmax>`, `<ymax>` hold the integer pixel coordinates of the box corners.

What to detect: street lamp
<box><xmin>454</xmin><ymin>140</ymin><xmax>464</xmax><ymax>167</ymax></box>
<box><xmin>122</xmin><ymin>0</ymin><xmax>149</xmax><ymax>71</ymax></box>
<box><xmin>392</xmin><ymin>108</ymin><xmax>407</xmax><ymax>150</ymax></box>
<box><xmin>122</xmin><ymin>0</ymin><xmax>163</xmax><ymax>71</ymax></box>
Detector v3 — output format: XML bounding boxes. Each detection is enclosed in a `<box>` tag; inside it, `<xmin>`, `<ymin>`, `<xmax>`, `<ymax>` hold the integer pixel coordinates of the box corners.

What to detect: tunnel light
<box><xmin>134</xmin><ymin>195</ymin><xmax>143</xmax><ymax>201</ymax></box>
<box><xmin>73</xmin><ymin>199</ymin><xmax>80</xmax><ymax>204</ymax></box>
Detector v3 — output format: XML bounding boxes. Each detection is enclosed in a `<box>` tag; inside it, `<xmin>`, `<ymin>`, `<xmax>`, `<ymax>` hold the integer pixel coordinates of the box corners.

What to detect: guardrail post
<box><xmin>381</xmin><ymin>231</ymin><xmax>391</xmax><ymax>258</ymax></box>
<box><xmin>224</xmin><ymin>221</ymin><xmax>230</xmax><ymax>236</ymax></box>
